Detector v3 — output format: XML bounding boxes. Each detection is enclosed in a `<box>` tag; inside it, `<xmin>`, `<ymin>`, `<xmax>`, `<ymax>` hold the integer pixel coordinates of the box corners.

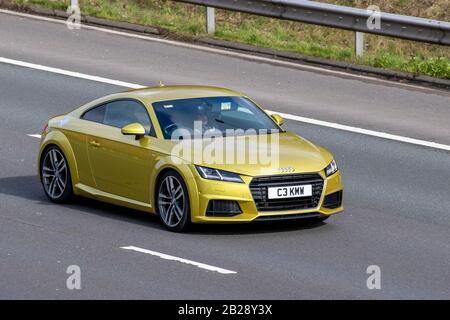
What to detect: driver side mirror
<box><xmin>121</xmin><ymin>123</ymin><xmax>146</xmax><ymax>140</ymax></box>
<box><xmin>271</xmin><ymin>113</ymin><xmax>284</xmax><ymax>126</ymax></box>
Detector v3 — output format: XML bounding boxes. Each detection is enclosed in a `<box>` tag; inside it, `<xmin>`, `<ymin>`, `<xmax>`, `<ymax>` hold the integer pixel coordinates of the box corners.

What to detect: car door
<box><xmin>82</xmin><ymin>99</ymin><xmax>157</xmax><ymax>203</ymax></box>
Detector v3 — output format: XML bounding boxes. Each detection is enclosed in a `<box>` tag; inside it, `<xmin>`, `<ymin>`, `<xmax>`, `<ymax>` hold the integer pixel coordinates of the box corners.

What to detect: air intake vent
<box><xmin>323</xmin><ymin>190</ymin><xmax>343</xmax><ymax>209</ymax></box>
<box><xmin>206</xmin><ymin>200</ymin><xmax>241</xmax><ymax>217</ymax></box>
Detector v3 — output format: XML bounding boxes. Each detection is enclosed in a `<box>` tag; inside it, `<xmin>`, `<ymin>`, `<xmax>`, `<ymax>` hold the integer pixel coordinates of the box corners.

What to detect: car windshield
<box><xmin>152</xmin><ymin>96</ymin><xmax>280</xmax><ymax>139</ymax></box>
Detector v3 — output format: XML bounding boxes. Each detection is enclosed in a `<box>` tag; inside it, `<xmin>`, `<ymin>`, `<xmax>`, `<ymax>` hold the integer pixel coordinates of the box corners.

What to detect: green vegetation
<box><xmin>8</xmin><ymin>0</ymin><xmax>450</xmax><ymax>78</ymax></box>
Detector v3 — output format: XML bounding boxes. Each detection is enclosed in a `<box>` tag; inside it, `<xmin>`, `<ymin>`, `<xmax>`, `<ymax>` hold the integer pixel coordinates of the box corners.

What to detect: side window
<box><xmin>82</xmin><ymin>100</ymin><xmax>155</xmax><ymax>137</ymax></box>
<box><xmin>82</xmin><ymin>104</ymin><xmax>106</xmax><ymax>123</ymax></box>
<box><xmin>104</xmin><ymin>100</ymin><xmax>154</xmax><ymax>136</ymax></box>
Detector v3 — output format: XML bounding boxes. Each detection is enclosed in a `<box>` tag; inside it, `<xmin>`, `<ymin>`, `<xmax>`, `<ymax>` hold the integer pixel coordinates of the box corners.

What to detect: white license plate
<box><xmin>267</xmin><ymin>185</ymin><xmax>312</xmax><ymax>199</ymax></box>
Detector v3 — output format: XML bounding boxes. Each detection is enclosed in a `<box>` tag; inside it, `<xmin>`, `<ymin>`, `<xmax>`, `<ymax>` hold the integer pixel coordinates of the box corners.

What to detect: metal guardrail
<box><xmin>175</xmin><ymin>0</ymin><xmax>450</xmax><ymax>46</ymax></box>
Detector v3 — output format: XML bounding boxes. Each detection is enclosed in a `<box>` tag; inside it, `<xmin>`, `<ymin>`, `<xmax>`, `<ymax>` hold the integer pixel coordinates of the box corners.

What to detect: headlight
<box><xmin>196</xmin><ymin>166</ymin><xmax>244</xmax><ymax>183</ymax></box>
<box><xmin>325</xmin><ymin>159</ymin><xmax>338</xmax><ymax>177</ymax></box>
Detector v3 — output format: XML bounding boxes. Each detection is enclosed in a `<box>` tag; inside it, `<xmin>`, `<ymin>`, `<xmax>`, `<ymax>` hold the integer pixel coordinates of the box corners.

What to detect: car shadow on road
<box><xmin>187</xmin><ymin>219</ymin><xmax>328</xmax><ymax>235</ymax></box>
<box><xmin>0</xmin><ymin>175</ymin><xmax>49</xmax><ymax>203</ymax></box>
<box><xmin>0</xmin><ymin>174</ymin><xmax>165</xmax><ymax>229</ymax></box>
<box><xmin>0</xmin><ymin>175</ymin><xmax>328</xmax><ymax>235</ymax></box>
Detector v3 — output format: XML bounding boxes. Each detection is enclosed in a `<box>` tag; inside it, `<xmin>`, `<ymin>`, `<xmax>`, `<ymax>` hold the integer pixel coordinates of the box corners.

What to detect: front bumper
<box><xmin>189</xmin><ymin>170</ymin><xmax>344</xmax><ymax>224</ymax></box>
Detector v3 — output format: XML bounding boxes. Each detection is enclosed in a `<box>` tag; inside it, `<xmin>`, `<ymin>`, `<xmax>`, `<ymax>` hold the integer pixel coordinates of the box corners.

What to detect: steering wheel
<box><xmin>164</xmin><ymin>123</ymin><xmax>193</xmax><ymax>138</ymax></box>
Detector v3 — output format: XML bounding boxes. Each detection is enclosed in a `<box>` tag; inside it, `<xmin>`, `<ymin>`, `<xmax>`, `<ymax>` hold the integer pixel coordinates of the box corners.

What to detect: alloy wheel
<box><xmin>42</xmin><ymin>148</ymin><xmax>68</xmax><ymax>200</ymax></box>
<box><xmin>158</xmin><ymin>175</ymin><xmax>186</xmax><ymax>228</ymax></box>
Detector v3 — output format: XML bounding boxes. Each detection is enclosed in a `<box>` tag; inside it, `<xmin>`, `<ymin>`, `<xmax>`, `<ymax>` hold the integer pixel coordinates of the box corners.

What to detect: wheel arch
<box><xmin>150</xmin><ymin>161</ymin><xmax>199</xmax><ymax>216</ymax></box>
<box><xmin>38</xmin><ymin>131</ymin><xmax>79</xmax><ymax>186</ymax></box>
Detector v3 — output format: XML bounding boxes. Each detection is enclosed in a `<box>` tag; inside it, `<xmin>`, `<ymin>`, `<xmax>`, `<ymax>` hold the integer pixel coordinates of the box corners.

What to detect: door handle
<box><xmin>89</xmin><ymin>140</ymin><xmax>101</xmax><ymax>147</ymax></box>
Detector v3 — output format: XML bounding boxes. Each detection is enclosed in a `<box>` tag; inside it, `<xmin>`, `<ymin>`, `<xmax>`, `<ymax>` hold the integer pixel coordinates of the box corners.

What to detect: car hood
<box><xmin>165</xmin><ymin>132</ymin><xmax>333</xmax><ymax>177</ymax></box>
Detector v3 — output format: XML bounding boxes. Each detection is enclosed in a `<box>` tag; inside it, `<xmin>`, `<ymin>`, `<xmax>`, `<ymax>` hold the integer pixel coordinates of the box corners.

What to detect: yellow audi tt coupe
<box><xmin>38</xmin><ymin>85</ymin><xmax>343</xmax><ymax>231</ymax></box>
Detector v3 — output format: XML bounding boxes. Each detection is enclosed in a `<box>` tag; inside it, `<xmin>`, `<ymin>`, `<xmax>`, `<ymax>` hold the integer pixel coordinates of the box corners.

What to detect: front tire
<box><xmin>156</xmin><ymin>170</ymin><xmax>191</xmax><ymax>232</ymax></box>
<box><xmin>40</xmin><ymin>145</ymin><xmax>73</xmax><ymax>203</ymax></box>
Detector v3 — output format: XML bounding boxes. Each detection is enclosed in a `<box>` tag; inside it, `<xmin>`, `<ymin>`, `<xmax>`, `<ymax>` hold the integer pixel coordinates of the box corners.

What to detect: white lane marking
<box><xmin>4</xmin><ymin>57</ymin><xmax>448</xmax><ymax>152</ymax></box>
<box><xmin>267</xmin><ymin>110</ymin><xmax>450</xmax><ymax>152</ymax></box>
<box><xmin>0</xmin><ymin>57</ymin><xmax>144</xmax><ymax>89</ymax></box>
<box><xmin>27</xmin><ymin>134</ymin><xmax>42</xmax><ymax>139</ymax></box>
<box><xmin>120</xmin><ymin>246</ymin><xmax>237</xmax><ymax>274</ymax></box>
<box><xmin>0</xmin><ymin>8</ymin><xmax>445</xmax><ymax>94</ymax></box>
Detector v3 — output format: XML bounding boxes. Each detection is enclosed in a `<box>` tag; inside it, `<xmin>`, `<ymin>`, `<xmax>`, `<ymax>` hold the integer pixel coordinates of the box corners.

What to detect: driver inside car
<box><xmin>194</xmin><ymin>103</ymin><xmax>216</xmax><ymax>134</ymax></box>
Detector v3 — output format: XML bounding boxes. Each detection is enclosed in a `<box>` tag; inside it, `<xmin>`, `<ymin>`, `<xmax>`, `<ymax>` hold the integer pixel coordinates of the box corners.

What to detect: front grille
<box><xmin>249</xmin><ymin>173</ymin><xmax>323</xmax><ymax>212</ymax></box>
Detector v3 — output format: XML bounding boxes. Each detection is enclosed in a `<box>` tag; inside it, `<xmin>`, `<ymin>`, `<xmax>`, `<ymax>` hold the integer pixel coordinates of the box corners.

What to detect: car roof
<box><xmin>127</xmin><ymin>85</ymin><xmax>244</xmax><ymax>103</ymax></box>
<box><xmin>69</xmin><ymin>85</ymin><xmax>246</xmax><ymax>117</ymax></box>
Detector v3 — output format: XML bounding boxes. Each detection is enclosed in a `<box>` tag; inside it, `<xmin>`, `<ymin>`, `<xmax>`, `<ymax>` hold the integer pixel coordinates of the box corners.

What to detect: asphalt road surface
<box><xmin>0</xmin><ymin>11</ymin><xmax>449</xmax><ymax>299</ymax></box>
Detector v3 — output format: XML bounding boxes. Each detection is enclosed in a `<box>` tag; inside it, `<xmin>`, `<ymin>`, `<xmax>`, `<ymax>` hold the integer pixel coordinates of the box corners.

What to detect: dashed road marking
<box><xmin>27</xmin><ymin>134</ymin><xmax>42</xmax><ymax>139</ymax></box>
<box><xmin>120</xmin><ymin>246</ymin><xmax>237</xmax><ymax>275</ymax></box>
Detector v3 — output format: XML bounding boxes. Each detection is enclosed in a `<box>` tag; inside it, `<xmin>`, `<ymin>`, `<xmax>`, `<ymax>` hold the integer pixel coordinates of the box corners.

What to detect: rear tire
<box><xmin>156</xmin><ymin>170</ymin><xmax>191</xmax><ymax>232</ymax></box>
<box><xmin>40</xmin><ymin>145</ymin><xmax>73</xmax><ymax>203</ymax></box>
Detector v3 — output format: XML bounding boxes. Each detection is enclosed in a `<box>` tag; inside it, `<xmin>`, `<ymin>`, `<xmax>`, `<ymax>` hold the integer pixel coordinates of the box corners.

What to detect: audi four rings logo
<box><xmin>279</xmin><ymin>167</ymin><xmax>295</xmax><ymax>173</ymax></box>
